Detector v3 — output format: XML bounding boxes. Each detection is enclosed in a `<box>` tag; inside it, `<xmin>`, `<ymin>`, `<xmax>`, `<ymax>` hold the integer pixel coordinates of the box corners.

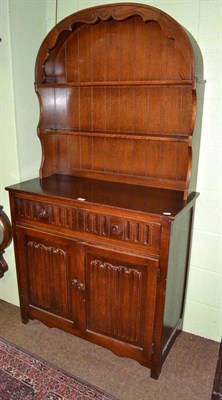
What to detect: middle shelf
<box><xmin>36</xmin><ymin>83</ymin><xmax>195</xmax><ymax>137</ymax></box>
<box><xmin>41</xmin><ymin>129</ymin><xmax>192</xmax><ymax>144</ymax></box>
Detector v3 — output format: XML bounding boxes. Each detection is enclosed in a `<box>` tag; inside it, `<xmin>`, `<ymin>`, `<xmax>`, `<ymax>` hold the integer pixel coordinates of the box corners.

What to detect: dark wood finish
<box><xmin>34</xmin><ymin>3</ymin><xmax>205</xmax><ymax>200</ymax></box>
<box><xmin>6</xmin><ymin>3</ymin><xmax>205</xmax><ymax>378</ymax></box>
<box><xmin>212</xmin><ymin>339</ymin><xmax>222</xmax><ymax>400</ymax></box>
<box><xmin>0</xmin><ymin>206</ymin><xmax>12</xmax><ymax>278</ymax></box>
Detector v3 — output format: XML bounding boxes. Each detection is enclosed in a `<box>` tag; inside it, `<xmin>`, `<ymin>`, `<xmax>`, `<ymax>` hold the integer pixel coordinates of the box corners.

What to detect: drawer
<box><xmin>14</xmin><ymin>197</ymin><xmax>161</xmax><ymax>249</ymax></box>
<box><xmin>14</xmin><ymin>197</ymin><xmax>76</xmax><ymax>229</ymax></box>
<box><xmin>77</xmin><ymin>209</ymin><xmax>161</xmax><ymax>249</ymax></box>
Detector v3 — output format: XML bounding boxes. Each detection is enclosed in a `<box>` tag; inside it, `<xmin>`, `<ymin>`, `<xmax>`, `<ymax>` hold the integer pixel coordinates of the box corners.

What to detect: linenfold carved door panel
<box><xmin>16</xmin><ymin>228</ymin><xmax>77</xmax><ymax>322</ymax></box>
<box><xmin>85</xmin><ymin>246</ymin><xmax>159</xmax><ymax>360</ymax></box>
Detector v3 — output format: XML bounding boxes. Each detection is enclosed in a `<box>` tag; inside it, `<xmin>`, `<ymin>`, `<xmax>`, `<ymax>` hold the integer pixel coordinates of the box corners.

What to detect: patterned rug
<box><xmin>0</xmin><ymin>337</ymin><xmax>118</xmax><ymax>400</ymax></box>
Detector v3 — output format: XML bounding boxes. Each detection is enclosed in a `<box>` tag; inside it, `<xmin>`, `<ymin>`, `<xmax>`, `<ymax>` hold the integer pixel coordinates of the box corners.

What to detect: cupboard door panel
<box><xmin>16</xmin><ymin>228</ymin><xmax>76</xmax><ymax>321</ymax></box>
<box><xmin>85</xmin><ymin>247</ymin><xmax>158</xmax><ymax>358</ymax></box>
<box><xmin>27</xmin><ymin>240</ymin><xmax>69</xmax><ymax>316</ymax></box>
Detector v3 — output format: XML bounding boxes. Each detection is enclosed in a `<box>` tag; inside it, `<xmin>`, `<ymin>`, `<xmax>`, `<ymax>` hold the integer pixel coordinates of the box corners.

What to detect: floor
<box><xmin>0</xmin><ymin>300</ymin><xmax>219</xmax><ymax>400</ymax></box>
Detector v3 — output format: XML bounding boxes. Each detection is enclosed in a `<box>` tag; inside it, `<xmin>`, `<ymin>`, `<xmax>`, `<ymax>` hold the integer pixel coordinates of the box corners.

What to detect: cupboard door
<box><xmin>16</xmin><ymin>228</ymin><xmax>77</xmax><ymax>322</ymax></box>
<box><xmin>85</xmin><ymin>246</ymin><xmax>159</xmax><ymax>363</ymax></box>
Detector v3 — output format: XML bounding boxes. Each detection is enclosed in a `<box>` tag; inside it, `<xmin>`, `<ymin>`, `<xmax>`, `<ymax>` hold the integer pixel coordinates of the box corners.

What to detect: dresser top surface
<box><xmin>6</xmin><ymin>174</ymin><xmax>187</xmax><ymax>218</ymax></box>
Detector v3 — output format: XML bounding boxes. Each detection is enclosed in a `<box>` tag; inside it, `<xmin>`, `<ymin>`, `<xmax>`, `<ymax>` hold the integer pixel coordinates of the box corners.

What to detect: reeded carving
<box><xmin>27</xmin><ymin>240</ymin><xmax>69</xmax><ymax>317</ymax></box>
<box><xmin>15</xmin><ymin>198</ymin><xmax>161</xmax><ymax>247</ymax></box>
<box><xmin>88</xmin><ymin>258</ymin><xmax>144</xmax><ymax>345</ymax></box>
<box><xmin>77</xmin><ymin>208</ymin><xmax>160</xmax><ymax>247</ymax></box>
<box><xmin>15</xmin><ymin>198</ymin><xmax>76</xmax><ymax>229</ymax></box>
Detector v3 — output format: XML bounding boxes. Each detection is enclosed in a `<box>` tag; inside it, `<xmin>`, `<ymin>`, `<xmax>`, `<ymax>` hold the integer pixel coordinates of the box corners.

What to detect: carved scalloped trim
<box><xmin>90</xmin><ymin>259</ymin><xmax>142</xmax><ymax>275</ymax></box>
<box><xmin>35</xmin><ymin>4</ymin><xmax>194</xmax><ymax>83</ymax></box>
<box><xmin>27</xmin><ymin>241</ymin><xmax>66</xmax><ymax>255</ymax></box>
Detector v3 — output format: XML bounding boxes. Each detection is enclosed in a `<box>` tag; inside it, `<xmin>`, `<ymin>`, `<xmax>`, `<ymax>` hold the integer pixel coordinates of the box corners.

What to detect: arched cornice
<box><xmin>35</xmin><ymin>3</ymin><xmax>195</xmax><ymax>84</ymax></box>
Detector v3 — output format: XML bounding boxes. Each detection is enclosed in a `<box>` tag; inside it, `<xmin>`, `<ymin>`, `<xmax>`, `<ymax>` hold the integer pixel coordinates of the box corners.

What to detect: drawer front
<box><xmin>14</xmin><ymin>197</ymin><xmax>161</xmax><ymax>249</ymax></box>
<box><xmin>77</xmin><ymin>209</ymin><xmax>161</xmax><ymax>248</ymax></box>
<box><xmin>14</xmin><ymin>197</ymin><xmax>76</xmax><ymax>229</ymax></box>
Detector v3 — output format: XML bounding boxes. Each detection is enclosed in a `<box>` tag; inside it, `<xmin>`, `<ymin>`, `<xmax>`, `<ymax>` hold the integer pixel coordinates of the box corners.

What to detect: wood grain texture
<box><xmin>34</xmin><ymin>3</ymin><xmax>204</xmax><ymax>198</ymax></box>
<box><xmin>6</xmin><ymin>2</ymin><xmax>204</xmax><ymax>380</ymax></box>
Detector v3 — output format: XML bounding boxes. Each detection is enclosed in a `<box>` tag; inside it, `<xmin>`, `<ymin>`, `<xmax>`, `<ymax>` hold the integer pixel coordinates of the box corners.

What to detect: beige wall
<box><xmin>1</xmin><ymin>0</ymin><xmax>221</xmax><ymax>342</ymax></box>
<box><xmin>0</xmin><ymin>0</ymin><xmax>46</xmax><ymax>304</ymax></box>
<box><xmin>0</xmin><ymin>0</ymin><xmax>20</xmax><ymax>305</ymax></box>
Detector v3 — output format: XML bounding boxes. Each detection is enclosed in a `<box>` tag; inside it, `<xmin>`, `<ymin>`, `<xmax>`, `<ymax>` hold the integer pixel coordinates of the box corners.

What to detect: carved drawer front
<box><xmin>77</xmin><ymin>209</ymin><xmax>161</xmax><ymax>248</ymax></box>
<box><xmin>15</xmin><ymin>198</ymin><xmax>161</xmax><ymax>249</ymax></box>
<box><xmin>15</xmin><ymin>198</ymin><xmax>76</xmax><ymax>230</ymax></box>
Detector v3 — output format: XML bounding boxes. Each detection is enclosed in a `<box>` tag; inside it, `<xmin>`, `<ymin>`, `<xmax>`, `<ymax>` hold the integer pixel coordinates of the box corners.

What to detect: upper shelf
<box><xmin>35</xmin><ymin>4</ymin><xmax>204</xmax><ymax>85</ymax></box>
<box><xmin>34</xmin><ymin>3</ymin><xmax>205</xmax><ymax>198</ymax></box>
<box><xmin>36</xmin><ymin>80</ymin><xmax>195</xmax><ymax>88</ymax></box>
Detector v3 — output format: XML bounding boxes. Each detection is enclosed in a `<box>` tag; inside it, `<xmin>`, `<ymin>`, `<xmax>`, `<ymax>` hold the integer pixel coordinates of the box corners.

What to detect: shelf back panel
<box><xmin>40</xmin><ymin>134</ymin><xmax>189</xmax><ymax>189</ymax></box>
<box><xmin>35</xmin><ymin>3</ymin><xmax>204</xmax><ymax>196</ymax></box>
<box><xmin>45</xmin><ymin>18</ymin><xmax>189</xmax><ymax>83</ymax></box>
<box><xmin>37</xmin><ymin>86</ymin><xmax>193</xmax><ymax>135</ymax></box>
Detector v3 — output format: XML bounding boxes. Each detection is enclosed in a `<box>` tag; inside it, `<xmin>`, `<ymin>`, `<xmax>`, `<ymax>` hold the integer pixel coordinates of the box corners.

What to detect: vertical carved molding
<box><xmin>88</xmin><ymin>259</ymin><xmax>144</xmax><ymax>345</ymax></box>
<box><xmin>27</xmin><ymin>241</ymin><xmax>69</xmax><ymax>317</ymax></box>
<box><xmin>0</xmin><ymin>206</ymin><xmax>12</xmax><ymax>278</ymax></box>
<box><xmin>15</xmin><ymin>198</ymin><xmax>76</xmax><ymax>230</ymax></box>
